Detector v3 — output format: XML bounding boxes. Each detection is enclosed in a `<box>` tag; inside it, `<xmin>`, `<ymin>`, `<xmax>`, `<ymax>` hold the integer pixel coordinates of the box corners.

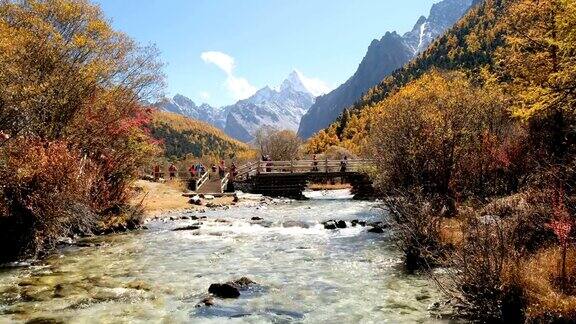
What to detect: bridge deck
<box><xmin>232</xmin><ymin>159</ymin><xmax>375</xmax><ymax>199</ymax></box>
<box><xmin>235</xmin><ymin>159</ymin><xmax>373</xmax><ymax>181</ymax></box>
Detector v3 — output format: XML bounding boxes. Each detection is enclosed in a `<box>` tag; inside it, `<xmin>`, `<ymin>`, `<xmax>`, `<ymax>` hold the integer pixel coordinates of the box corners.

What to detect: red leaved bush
<box><xmin>0</xmin><ymin>140</ymin><xmax>97</xmax><ymax>260</ymax></box>
<box><xmin>67</xmin><ymin>96</ymin><xmax>160</xmax><ymax>213</ymax></box>
<box><xmin>548</xmin><ymin>187</ymin><xmax>574</xmax><ymax>291</ymax></box>
<box><xmin>0</xmin><ymin>99</ymin><xmax>159</xmax><ymax>262</ymax></box>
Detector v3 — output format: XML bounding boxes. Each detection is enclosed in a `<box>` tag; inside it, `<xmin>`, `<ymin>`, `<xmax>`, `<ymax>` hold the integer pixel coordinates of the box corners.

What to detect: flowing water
<box><xmin>0</xmin><ymin>190</ymin><xmax>449</xmax><ymax>323</ymax></box>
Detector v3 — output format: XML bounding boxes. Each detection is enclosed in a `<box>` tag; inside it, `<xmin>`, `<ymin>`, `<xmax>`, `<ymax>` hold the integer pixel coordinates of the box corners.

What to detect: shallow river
<box><xmin>0</xmin><ymin>190</ymin><xmax>448</xmax><ymax>323</ymax></box>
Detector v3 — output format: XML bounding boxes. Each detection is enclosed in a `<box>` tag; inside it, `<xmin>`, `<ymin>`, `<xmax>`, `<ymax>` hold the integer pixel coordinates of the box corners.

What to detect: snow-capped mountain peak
<box><xmin>280</xmin><ymin>70</ymin><xmax>331</xmax><ymax>97</ymax></box>
<box><xmin>403</xmin><ymin>0</ymin><xmax>473</xmax><ymax>54</ymax></box>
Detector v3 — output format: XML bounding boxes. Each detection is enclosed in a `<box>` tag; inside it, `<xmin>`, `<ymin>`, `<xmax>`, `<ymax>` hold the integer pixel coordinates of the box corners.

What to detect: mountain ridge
<box><xmin>155</xmin><ymin>70</ymin><xmax>319</xmax><ymax>142</ymax></box>
<box><xmin>297</xmin><ymin>0</ymin><xmax>474</xmax><ymax>139</ymax></box>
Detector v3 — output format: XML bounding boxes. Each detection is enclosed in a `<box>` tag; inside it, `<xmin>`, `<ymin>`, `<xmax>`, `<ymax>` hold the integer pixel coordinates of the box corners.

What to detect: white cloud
<box><xmin>294</xmin><ymin>69</ymin><xmax>332</xmax><ymax>96</ymax></box>
<box><xmin>226</xmin><ymin>76</ymin><xmax>258</xmax><ymax>101</ymax></box>
<box><xmin>201</xmin><ymin>51</ymin><xmax>235</xmax><ymax>75</ymax></box>
<box><xmin>201</xmin><ymin>51</ymin><xmax>257</xmax><ymax>101</ymax></box>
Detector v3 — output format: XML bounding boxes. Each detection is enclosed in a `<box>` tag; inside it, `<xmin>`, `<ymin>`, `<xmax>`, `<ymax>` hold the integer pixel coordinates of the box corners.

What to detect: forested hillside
<box><xmin>149</xmin><ymin>110</ymin><xmax>251</xmax><ymax>160</ymax></box>
<box><xmin>307</xmin><ymin>0</ymin><xmax>506</xmax><ymax>153</ymax></box>
<box><xmin>309</xmin><ymin>0</ymin><xmax>576</xmax><ymax>321</ymax></box>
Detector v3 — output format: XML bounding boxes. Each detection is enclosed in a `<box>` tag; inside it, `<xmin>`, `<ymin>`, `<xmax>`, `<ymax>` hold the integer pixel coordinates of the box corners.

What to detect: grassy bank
<box><xmin>130</xmin><ymin>180</ymin><xmax>235</xmax><ymax>218</ymax></box>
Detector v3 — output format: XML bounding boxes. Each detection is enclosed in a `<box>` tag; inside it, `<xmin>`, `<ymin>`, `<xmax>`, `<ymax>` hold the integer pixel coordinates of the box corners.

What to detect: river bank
<box><xmin>131</xmin><ymin>180</ymin><xmax>237</xmax><ymax>218</ymax></box>
<box><xmin>0</xmin><ymin>190</ymin><xmax>451</xmax><ymax>323</ymax></box>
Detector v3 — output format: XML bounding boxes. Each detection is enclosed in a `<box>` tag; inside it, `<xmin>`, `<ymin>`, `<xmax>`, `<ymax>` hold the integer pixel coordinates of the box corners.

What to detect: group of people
<box><xmin>153</xmin><ymin>160</ymin><xmax>238</xmax><ymax>181</ymax></box>
<box><xmin>310</xmin><ymin>154</ymin><xmax>348</xmax><ymax>173</ymax></box>
<box><xmin>210</xmin><ymin>160</ymin><xmax>238</xmax><ymax>179</ymax></box>
<box><xmin>153</xmin><ymin>155</ymin><xmax>349</xmax><ymax>181</ymax></box>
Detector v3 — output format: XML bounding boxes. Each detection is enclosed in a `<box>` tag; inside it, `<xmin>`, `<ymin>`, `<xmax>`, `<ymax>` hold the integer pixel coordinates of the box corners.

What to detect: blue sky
<box><xmin>95</xmin><ymin>0</ymin><xmax>438</xmax><ymax>107</ymax></box>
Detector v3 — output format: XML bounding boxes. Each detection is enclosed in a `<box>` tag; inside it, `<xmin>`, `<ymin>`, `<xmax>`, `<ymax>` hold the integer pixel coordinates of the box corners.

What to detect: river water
<box><xmin>0</xmin><ymin>190</ymin><xmax>448</xmax><ymax>323</ymax></box>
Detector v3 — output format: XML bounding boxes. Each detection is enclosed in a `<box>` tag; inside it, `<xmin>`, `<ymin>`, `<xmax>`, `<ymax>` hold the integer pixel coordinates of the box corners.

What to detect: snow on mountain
<box><xmin>224</xmin><ymin>71</ymin><xmax>316</xmax><ymax>142</ymax></box>
<box><xmin>155</xmin><ymin>71</ymin><xmax>320</xmax><ymax>143</ymax></box>
<box><xmin>154</xmin><ymin>95</ymin><xmax>228</xmax><ymax>130</ymax></box>
<box><xmin>280</xmin><ymin>70</ymin><xmax>331</xmax><ymax>97</ymax></box>
<box><xmin>403</xmin><ymin>0</ymin><xmax>474</xmax><ymax>54</ymax></box>
<box><xmin>297</xmin><ymin>0</ymin><xmax>475</xmax><ymax>139</ymax></box>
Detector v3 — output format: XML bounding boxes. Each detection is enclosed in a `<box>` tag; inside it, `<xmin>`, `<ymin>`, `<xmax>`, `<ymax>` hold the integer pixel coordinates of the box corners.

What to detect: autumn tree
<box><xmin>498</xmin><ymin>0</ymin><xmax>576</xmax><ymax>160</ymax></box>
<box><xmin>255</xmin><ymin>128</ymin><xmax>302</xmax><ymax>161</ymax></box>
<box><xmin>369</xmin><ymin>70</ymin><xmax>519</xmax><ymax>205</ymax></box>
<box><xmin>0</xmin><ymin>0</ymin><xmax>164</xmax><ymax>140</ymax></box>
<box><xmin>0</xmin><ymin>0</ymin><xmax>164</xmax><ymax>261</ymax></box>
<box><xmin>305</xmin><ymin>125</ymin><xmax>340</xmax><ymax>154</ymax></box>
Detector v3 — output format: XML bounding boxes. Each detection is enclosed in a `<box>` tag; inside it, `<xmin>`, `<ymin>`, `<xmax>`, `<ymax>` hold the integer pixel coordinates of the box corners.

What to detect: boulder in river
<box><xmin>189</xmin><ymin>195</ymin><xmax>202</xmax><ymax>205</ymax></box>
<box><xmin>323</xmin><ymin>220</ymin><xmax>337</xmax><ymax>230</ymax></box>
<box><xmin>173</xmin><ymin>225</ymin><xmax>200</xmax><ymax>231</ymax></box>
<box><xmin>251</xmin><ymin>217</ymin><xmax>263</xmax><ymax>221</ymax></box>
<box><xmin>351</xmin><ymin>220</ymin><xmax>367</xmax><ymax>227</ymax></box>
<box><xmin>336</xmin><ymin>220</ymin><xmax>347</xmax><ymax>229</ymax></box>
<box><xmin>196</xmin><ymin>296</ymin><xmax>215</xmax><ymax>308</ymax></box>
<box><xmin>367</xmin><ymin>223</ymin><xmax>388</xmax><ymax>233</ymax></box>
<box><xmin>208</xmin><ymin>277</ymin><xmax>257</xmax><ymax>299</ymax></box>
<box><xmin>208</xmin><ymin>283</ymin><xmax>240</xmax><ymax>298</ymax></box>
<box><xmin>323</xmin><ymin>220</ymin><xmax>347</xmax><ymax>229</ymax></box>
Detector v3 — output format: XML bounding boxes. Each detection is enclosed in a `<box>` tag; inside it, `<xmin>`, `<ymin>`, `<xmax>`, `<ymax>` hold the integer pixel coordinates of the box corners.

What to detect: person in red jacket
<box><xmin>188</xmin><ymin>164</ymin><xmax>197</xmax><ymax>179</ymax></box>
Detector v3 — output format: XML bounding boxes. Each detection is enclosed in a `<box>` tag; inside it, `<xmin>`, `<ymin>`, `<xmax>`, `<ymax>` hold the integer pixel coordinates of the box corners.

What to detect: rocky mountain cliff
<box><xmin>224</xmin><ymin>71</ymin><xmax>317</xmax><ymax>142</ymax></box>
<box><xmin>155</xmin><ymin>70</ymin><xmax>322</xmax><ymax>143</ymax></box>
<box><xmin>154</xmin><ymin>95</ymin><xmax>227</xmax><ymax>130</ymax></box>
<box><xmin>297</xmin><ymin>0</ymin><xmax>474</xmax><ymax>139</ymax></box>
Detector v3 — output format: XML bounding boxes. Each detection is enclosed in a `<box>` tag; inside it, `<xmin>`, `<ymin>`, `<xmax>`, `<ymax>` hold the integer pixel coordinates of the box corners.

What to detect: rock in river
<box><xmin>336</xmin><ymin>220</ymin><xmax>347</xmax><ymax>229</ymax></box>
<box><xmin>367</xmin><ymin>223</ymin><xmax>388</xmax><ymax>234</ymax></box>
<box><xmin>189</xmin><ymin>195</ymin><xmax>202</xmax><ymax>205</ymax></box>
<box><xmin>173</xmin><ymin>225</ymin><xmax>200</xmax><ymax>231</ymax></box>
<box><xmin>208</xmin><ymin>283</ymin><xmax>240</xmax><ymax>298</ymax></box>
<box><xmin>208</xmin><ymin>277</ymin><xmax>257</xmax><ymax>299</ymax></box>
<box><xmin>196</xmin><ymin>296</ymin><xmax>215</xmax><ymax>308</ymax></box>
<box><xmin>323</xmin><ymin>220</ymin><xmax>347</xmax><ymax>229</ymax></box>
<box><xmin>323</xmin><ymin>220</ymin><xmax>337</xmax><ymax>230</ymax></box>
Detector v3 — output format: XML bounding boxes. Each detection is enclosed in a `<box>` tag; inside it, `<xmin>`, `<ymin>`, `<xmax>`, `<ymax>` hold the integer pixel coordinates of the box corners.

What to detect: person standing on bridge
<box><xmin>230</xmin><ymin>162</ymin><xmax>237</xmax><ymax>180</ymax></box>
<box><xmin>153</xmin><ymin>164</ymin><xmax>161</xmax><ymax>181</ymax></box>
<box><xmin>188</xmin><ymin>164</ymin><xmax>197</xmax><ymax>179</ymax></box>
<box><xmin>312</xmin><ymin>155</ymin><xmax>319</xmax><ymax>172</ymax></box>
<box><xmin>218</xmin><ymin>160</ymin><xmax>226</xmax><ymax>179</ymax></box>
<box><xmin>265</xmin><ymin>155</ymin><xmax>273</xmax><ymax>173</ymax></box>
<box><xmin>340</xmin><ymin>156</ymin><xmax>348</xmax><ymax>185</ymax></box>
<box><xmin>210</xmin><ymin>163</ymin><xmax>217</xmax><ymax>179</ymax></box>
<box><xmin>340</xmin><ymin>156</ymin><xmax>348</xmax><ymax>173</ymax></box>
<box><xmin>168</xmin><ymin>163</ymin><xmax>177</xmax><ymax>180</ymax></box>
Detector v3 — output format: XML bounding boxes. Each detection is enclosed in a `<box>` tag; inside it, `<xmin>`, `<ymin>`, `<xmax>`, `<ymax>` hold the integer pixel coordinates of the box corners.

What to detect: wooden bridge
<box><xmin>149</xmin><ymin>159</ymin><xmax>375</xmax><ymax>199</ymax></box>
<box><xmin>229</xmin><ymin>159</ymin><xmax>375</xmax><ymax>199</ymax></box>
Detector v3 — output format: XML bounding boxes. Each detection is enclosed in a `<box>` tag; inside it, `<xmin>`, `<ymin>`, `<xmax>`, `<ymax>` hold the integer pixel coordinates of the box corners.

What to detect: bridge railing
<box><xmin>235</xmin><ymin>159</ymin><xmax>373</xmax><ymax>181</ymax></box>
<box><xmin>220</xmin><ymin>172</ymin><xmax>230</xmax><ymax>192</ymax></box>
<box><xmin>195</xmin><ymin>171</ymin><xmax>210</xmax><ymax>190</ymax></box>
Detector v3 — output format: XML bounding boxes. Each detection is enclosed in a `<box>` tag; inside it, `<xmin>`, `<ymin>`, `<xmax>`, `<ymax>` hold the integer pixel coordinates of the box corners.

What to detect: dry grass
<box><xmin>439</xmin><ymin>217</ymin><xmax>464</xmax><ymax>248</ymax></box>
<box><xmin>517</xmin><ymin>248</ymin><xmax>576</xmax><ymax>322</ymax></box>
<box><xmin>131</xmin><ymin>180</ymin><xmax>192</xmax><ymax>217</ymax></box>
<box><xmin>130</xmin><ymin>180</ymin><xmax>236</xmax><ymax>217</ymax></box>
